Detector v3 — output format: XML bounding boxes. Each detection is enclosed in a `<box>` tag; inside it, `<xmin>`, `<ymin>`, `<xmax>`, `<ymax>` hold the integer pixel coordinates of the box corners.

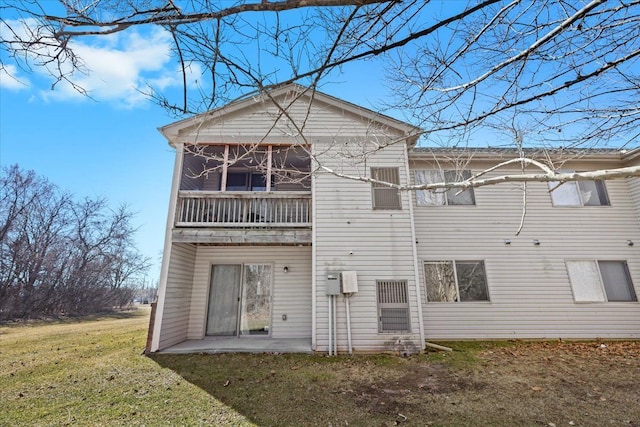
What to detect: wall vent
<box><xmin>377</xmin><ymin>280</ymin><xmax>410</xmax><ymax>332</ymax></box>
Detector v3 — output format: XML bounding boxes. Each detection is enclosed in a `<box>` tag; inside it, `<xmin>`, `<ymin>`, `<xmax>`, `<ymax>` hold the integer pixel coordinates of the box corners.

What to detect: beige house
<box><xmin>148</xmin><ymin>84</ymin><xmax>640</xmax><ymax>354</ymax></box>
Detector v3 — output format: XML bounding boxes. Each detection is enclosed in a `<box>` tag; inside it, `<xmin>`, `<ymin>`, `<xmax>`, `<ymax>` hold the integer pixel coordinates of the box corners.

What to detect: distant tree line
<box><xmin>0</xmin><ymin>165</ymin><xmax>149</xmax><ymax>320</ymax></box>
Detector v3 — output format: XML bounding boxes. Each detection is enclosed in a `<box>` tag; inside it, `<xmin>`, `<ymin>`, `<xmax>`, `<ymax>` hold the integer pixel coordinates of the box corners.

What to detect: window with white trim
<box><xmin>415</xmin><ymin>170</ymin><xmax>475</xmax><ymax>206</ymax></box>
<box><xmin>424</xmin><ymin>261</ymin><xmax>489</xmax><ymax>302</ymax></box>
<box><xmin>377</xmin><ymin>280</ymin><xmax>411</xmax><ymax>332</ymax></box>
<box><xmin>371</xmin><ymin>167</ymin><xmax>402</xmax><ymax>210</ymax></box>
<box><xmin>566</xmin><ymin>260</ymin><xmax>636</xmax><ymax>302</ymax></box>
<box><xmin>548</xmin><ymin>178</ymin><xmax>610</xmax><ymax>206</ymax></box>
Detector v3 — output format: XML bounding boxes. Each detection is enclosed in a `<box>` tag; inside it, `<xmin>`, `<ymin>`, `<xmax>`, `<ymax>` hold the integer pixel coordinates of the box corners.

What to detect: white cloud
<box><xmin>41</xmin><ymin>28</ymin><xmax>183</xmax><ymax>107</ymax></box>
<box><xmin>0</xmin><ymin>64</ymin><xmax>30</xmax><ymax>90</ymax></box>
<box><xmin>2</xmin><ymin>18</ymin><xmax>196</xmax><ymax>108</ymax></box>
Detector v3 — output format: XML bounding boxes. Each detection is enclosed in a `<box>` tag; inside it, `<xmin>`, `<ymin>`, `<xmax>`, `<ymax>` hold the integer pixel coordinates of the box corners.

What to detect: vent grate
<box><xmin>379</xmin><ymin>308</ymin><xmax>410</xmax><ymax>332</ymax></box>
<box><xmin>377</xmin><ymin>280</ymin><xmax>410</xmax><ymax>332</ymax></box>
<box><xmin>377</xmin><ymin>280</ymin><xmax>408</xmax><ymax>304</ymax></box>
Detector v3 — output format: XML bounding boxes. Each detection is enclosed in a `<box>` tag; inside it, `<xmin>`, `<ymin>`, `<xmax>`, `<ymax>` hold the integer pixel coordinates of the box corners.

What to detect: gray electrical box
<box><xmin>325</xmin><ymin>271</ymin><xmax>341</xmax><ymax>295</ymax></box>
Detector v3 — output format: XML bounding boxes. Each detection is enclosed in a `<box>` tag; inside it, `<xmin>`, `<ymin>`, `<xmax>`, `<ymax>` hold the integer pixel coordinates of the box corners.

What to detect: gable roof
<box><xmin>159</xmin><ymin>83</ymin><xmax>423</xmax><ymax>146</ymax></box>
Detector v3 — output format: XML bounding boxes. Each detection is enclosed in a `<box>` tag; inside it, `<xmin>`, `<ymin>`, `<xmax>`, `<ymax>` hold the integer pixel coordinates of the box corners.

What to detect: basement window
<box><xmin>415</xmin><ymin>170</ymin><xmax>475</xmax><ymax>206</ymax></box>
<box><xmin>566</xmin><ymin>260</ymin><xmax>636</xmax><ymax>302</ymax></box>
<box><xmin>377</xmin><ymin>280</ymin><xmax>411</xmax><ymax>332</ymax></box>
<box><xmin>424</xmin><ymin>261</ymin><xmax>489</xmax><ymax>302</ymax></box>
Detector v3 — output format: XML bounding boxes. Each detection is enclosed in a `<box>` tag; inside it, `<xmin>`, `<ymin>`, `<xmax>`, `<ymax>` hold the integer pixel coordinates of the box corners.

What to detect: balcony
<box><xmin>176</xmin><ymin>191</ymin><xmax>311</xmax><ymax>228</ymax></box>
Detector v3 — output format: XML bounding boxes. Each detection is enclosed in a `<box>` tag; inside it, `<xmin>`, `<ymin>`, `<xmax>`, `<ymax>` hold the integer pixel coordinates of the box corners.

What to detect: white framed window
<box><xmin>424</xmin><ymin>261</ymin><xmax>489</xmax><ymax>302</ymax></box>
<box><xmin>566</xmin><ymin>260</ymin><xmax>637</xmax><ymax>302</ymax></box>
<box><xmin>371</xmin><ymin>167</ymin><xmax>402</xmax><ymax>210</ymax></box>
<box><xmin>377</xmin><ymin>280</ymin><xmax>411</xmax><ymax>332</ymax></box>
<box><xmin>415</xmin><ymin>170</ymin><xmax>475</xmax><ymax>206</ymax></box>
<box><xmin>548</xmin><ymin>178</ymin><xmax>610</xmax><ymax>206</ymax></box>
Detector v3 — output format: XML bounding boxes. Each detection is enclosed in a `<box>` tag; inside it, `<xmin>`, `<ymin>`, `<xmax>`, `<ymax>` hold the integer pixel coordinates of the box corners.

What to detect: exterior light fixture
<box><xmin>533</xmin><ymin>240</ymin><xmax>540</xmax><ymax>246</ymax></box>
<box><xmin>504</xmin><ymin>239</ymin><xmax>511</xmax><ymax>245</ymax></box>
<box><xmin>628</xmin><ymin>240</ymin><xmax>634</xmax><ymax>247</ymax></box>
<box><xmin>283</xmin><ymin>266</ymin><xmax>289</xmax><ymax>273</ymax></box>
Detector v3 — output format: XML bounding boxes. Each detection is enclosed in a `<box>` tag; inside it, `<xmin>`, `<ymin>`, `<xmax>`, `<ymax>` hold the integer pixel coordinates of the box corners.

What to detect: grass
<box><xmin>2</xmin><ymin>309</ymin><xmax>639</xmax><ymax>426</ymax></box>
<box><xmin>0</xmin><ymin>308</ymin><xmax>252</xmax><ymax>426</ymax></box>
<box><xmin>421</xmin><ymin>340</ymin><xmax>515</xmax><ymax>367</ymax></box>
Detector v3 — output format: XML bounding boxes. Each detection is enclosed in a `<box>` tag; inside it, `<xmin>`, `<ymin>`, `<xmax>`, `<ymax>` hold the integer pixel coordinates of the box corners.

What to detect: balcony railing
<box><xmin>176</xmin><ymin>191</ymin><xmax>311</xmax><ymax>227</ymax></box>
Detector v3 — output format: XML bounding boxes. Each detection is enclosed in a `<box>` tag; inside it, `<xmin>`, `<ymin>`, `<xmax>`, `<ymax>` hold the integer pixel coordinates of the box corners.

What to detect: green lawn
<box><xmin>0</xmin><ymin>308</ymin><xmax>252</xmax><ymax>426</ymax></box>
<box><xmin>2</xmin><ymin>309</ymin><xmax>639</xmax><ymax>427</ymax></box>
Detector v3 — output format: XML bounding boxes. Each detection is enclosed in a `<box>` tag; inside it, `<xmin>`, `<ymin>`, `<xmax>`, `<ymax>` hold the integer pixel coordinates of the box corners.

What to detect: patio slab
<box><xmin>158</xmin><ymin>337</ymin><xmax>313</xmax><ymax>354</ymax></box>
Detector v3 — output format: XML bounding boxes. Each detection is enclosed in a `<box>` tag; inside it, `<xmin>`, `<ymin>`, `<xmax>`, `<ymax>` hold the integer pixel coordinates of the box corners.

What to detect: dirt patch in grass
<box><xmin>348</xmin><ymin>363</ymin><xmax>487</xmax><ymax>417</ymax></box>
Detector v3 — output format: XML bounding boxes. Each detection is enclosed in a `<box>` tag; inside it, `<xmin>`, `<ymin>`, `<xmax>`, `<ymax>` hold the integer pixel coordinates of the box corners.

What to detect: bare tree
<box><xmin>1</xmin><ymin>1</ymin><xmax>639</xmax><ymax>187</ymax></box>
<box><xmin>0</xmin><ymin>165</ymin><xmax>150</xmax><ymax>320</ymax></box>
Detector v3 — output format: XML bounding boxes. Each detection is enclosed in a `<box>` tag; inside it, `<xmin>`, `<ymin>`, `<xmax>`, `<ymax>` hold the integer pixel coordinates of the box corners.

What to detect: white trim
<box><xmin>151</xmin><ymin>143</ymin><xmax>186</xmax><ymax>352</ymax></box>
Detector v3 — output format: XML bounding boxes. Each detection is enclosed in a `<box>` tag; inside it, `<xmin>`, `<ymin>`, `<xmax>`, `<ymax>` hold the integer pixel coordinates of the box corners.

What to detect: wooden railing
<box><xmin>176</xmin><ymin>191</ymin><xmax>311</xmax><ymax>227</ymax></box>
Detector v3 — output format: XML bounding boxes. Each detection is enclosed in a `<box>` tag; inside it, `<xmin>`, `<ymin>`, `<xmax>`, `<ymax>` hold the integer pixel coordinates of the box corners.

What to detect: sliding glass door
<box><xmin>207</xmin><ymin>264</ymin><xmax>272</xmax><ymax>337</ymax></box>
<box><xmin>206</xmin><ymin>265</ymin><xmax>242</xmax><ymax>336</ymax></box>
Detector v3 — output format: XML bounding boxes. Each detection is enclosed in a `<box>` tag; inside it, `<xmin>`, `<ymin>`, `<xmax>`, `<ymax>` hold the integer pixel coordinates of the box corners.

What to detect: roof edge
<box><xmin>409</xmin><ymin>147</ymin><xmax>624</xmax><ymax>162</ymax></box>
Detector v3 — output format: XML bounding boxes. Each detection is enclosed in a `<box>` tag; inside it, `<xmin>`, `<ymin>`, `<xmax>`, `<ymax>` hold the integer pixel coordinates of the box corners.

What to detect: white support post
<box><xmin>221</xmin><ymin>144</ymin><xmax>229</xmax><ymax>191</ymax></box>
<box><xmin>266</xmin><ymin>145</ymin><xmax>273</xmax><ymax>192</ymax></box>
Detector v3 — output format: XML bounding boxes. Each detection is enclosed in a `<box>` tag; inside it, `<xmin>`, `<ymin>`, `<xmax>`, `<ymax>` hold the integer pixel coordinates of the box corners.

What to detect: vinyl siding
<box><xmin>628</xmin><ymin>177</ymin><xmax>640</xmax><ymax>225</ymax></box>
<box><xmin>187</xmin><ymin>246</ymin><xmax>312</xmax><ymax>339</ymax></box>
<box><xmin>410</xmin><ymin>159</ymin><xmax>640</xmax><ymax>339</ymax></box>
<box><xmin>174</xmin><ymin>94</ymin><xmax>399</xmax><ymax>144</ymax></box>
<box><xmin>157</xmin><ymin>243</ymin><xmax>197</xmax><ymax>350</ymax></box>
<box><xmin>314</xmin><ymin>138</ymin><xmax>421</xmax><ymax>353</ymax></box>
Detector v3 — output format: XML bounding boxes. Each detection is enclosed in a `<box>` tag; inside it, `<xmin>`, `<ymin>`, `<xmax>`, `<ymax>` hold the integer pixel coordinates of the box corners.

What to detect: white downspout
<box><xmin>333</xmin><ymin>295</ymin><xmax>337</xmax><ymax>355</ymax></box>
<box><xmin>150</xmin><ymin>142</ymin><xmax>186</xmax><ymax>352</ymax></box>
<box><xmin>328</xmin><ymin>296</ymin><xmax>332</xmax><ymax>355</ymax></box>
<box><xmin>345</xmin><ymin>294</ymin><xmax>353</xmax><ymax>355</ymax></box>
<box><xmin>404</xmin><ymin>145</ymin><xmax>426</xmax><ymax>350</ymax></box>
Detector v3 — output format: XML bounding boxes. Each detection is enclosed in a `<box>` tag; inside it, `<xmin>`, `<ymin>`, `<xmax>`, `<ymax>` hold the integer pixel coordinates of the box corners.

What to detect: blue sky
<box><xmin>0</xmin><ymin>77</ymin><xmax>176</xmax><ymax>282</ymax></box>
<box><xmin>0</xmin><ymin>21</ymin><xmax>390</xmax><ymax>282</ymax></box>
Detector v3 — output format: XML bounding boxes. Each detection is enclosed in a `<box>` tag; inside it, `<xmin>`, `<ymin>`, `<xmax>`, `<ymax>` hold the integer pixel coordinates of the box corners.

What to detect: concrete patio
<box><xmin>157</xmin><ymin>337</ymin><xmax>313</xmax><ymax>354</ymax></box>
